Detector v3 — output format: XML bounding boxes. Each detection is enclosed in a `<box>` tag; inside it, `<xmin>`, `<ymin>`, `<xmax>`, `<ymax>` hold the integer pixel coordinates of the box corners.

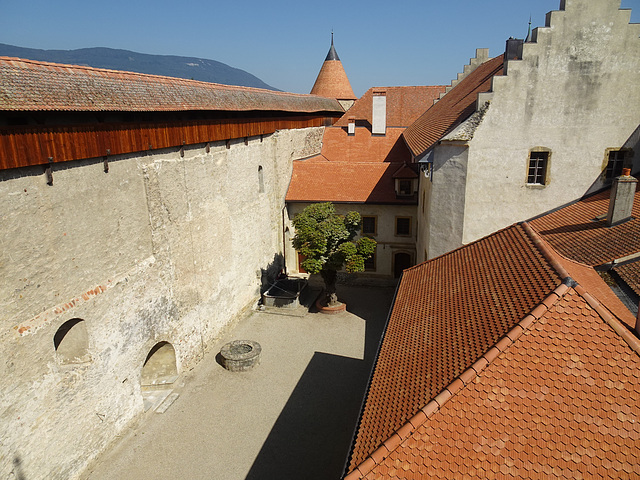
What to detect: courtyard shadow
<box><xmin>246</xmin><ymin>286</ymin><xmax>394</xmax><ymax>480</ymax></box>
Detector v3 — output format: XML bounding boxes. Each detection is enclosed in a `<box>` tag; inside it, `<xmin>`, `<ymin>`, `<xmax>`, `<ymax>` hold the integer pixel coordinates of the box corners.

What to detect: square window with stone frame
<box><xmin>361</xmin><ymin>215</ymin><xmax>377</xmax><ymax>236</ymax></box>
<box><xmin>605</xmin><ymin>150</ymin><xmax>626</xmax><ymax>181</ymax></box>
<box><xmin>527</xmin><ymin>151</ymin><xmax>549</xmax><ymax>185</ymax></box>
<box><xmin>395</xmin><ymin>217</ymin><xmax>411</xmax><ymax>236</ymax></box>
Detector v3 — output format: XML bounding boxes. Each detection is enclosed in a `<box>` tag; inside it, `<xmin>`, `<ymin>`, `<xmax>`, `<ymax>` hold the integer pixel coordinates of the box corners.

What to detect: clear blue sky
<box><xmin>1</xmin><ymin>0</ymin><xmax>639</xmax><ymax>96</ymax></box>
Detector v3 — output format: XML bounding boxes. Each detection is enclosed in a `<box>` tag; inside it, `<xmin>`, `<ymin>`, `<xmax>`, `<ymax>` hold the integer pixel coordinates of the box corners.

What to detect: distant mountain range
<box><xmin>0</xmin><ymin>43</ymin><xmax>279</xmax><ymax>91</ymax></box>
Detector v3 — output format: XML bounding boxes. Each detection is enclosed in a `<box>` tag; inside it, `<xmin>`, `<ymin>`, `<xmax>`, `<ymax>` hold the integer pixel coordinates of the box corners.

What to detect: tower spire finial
<box><xmin>325</xmin><ymin>31</ymin><xmax>339</xmax><ymax>61</ymax></box>
<box><xmin>526</xmin><ymin>14</ymin><xmax>532</xmax><ymax>42</ymax></box>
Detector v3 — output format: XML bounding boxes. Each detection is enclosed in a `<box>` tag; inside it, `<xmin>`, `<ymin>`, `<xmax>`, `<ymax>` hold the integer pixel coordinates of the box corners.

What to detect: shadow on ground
<box><xmin>246</xmin><ymin>285</ymin><xmax>395</xmax><ymax>480</ymax></box>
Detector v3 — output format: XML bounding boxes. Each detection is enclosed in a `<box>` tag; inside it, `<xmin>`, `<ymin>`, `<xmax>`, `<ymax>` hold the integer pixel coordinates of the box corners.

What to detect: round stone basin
<box><xmin>220</xmin><ymin>340</ymin><xmax>261</xmax><ymax>372</ymax></box>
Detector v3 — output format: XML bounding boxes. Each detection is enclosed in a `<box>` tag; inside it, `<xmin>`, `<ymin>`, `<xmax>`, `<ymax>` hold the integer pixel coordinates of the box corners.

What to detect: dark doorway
<box><xmin>394</xmin><ymin>252</ymin><xmax>412</xmax><ymax>278</ymax></box>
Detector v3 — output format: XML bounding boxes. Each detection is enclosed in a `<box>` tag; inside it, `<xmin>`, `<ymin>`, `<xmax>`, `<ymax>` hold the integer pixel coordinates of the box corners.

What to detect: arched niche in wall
<box><xmin>53</xmin><ymin>318</ymin><xmax>90</xmax><ymax>364</ymax></box>
<box><xmin>140</xmin><ymin>341</ymin><xmax>178</xmax><ymax>387</ymax></box>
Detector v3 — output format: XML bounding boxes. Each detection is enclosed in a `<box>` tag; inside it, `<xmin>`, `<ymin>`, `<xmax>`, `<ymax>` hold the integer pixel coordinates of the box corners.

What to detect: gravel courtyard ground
<box><xmin>81</xmin><ymin>284</ymin><xmax>396</xmax><ymax>480</ymax></box>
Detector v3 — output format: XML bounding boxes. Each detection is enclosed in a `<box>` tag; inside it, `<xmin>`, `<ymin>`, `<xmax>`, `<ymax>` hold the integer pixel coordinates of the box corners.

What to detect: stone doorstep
<box><xmin>141</xmin><ymin>374</ymin><xmax>181</xmax><ymax>413</ymax></box>
<box><xmin>142</xmin><ymin>388</ymin><xmax>173</xmax><ymax>412</ymax></box>
<box><xmin>257</xmin><ymin>305</ymin><xmax>309</xmax><ymax>317</ymax></box>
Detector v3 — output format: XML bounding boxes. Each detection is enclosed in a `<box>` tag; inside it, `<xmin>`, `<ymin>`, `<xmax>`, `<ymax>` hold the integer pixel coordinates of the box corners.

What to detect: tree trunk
<box><xmin>320</xmin><ymin>269</ymin><xmax>339</xmax><ymax>306</ymax></box>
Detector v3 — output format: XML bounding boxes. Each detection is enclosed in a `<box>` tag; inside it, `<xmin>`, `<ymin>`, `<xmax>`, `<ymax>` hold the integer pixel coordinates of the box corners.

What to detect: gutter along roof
<box><xmin>0</xmin><ymin>56</ymin><xmax>343</xmax><ymax>113</ymax></box>
<box><xmin>345</xmin><ymin>188</ymin><xmax>640</xmax><ymax>478</ymax></box>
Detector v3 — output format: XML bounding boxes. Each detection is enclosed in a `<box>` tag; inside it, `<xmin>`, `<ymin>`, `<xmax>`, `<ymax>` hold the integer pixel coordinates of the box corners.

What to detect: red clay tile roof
<box><xmin>286</xmin><ymin>126</ymin><xmax>415</xmax><ymax>204</ymax></box>
<box><xmin>535</xmin><ymin>229</ymin><xmax>637</xmax><ymax>330</ymax></box>
<box><xmin>320</xmin><ymin>127</ymin><xmax>410</xmax><ymax>163</ymax></box>
<box><xmin>0</xmin><ymin>56</ymin><xmax>343</xmax><ymax>113</ymax></box>
<box><xmin>286</xmin><ymin>160</ymin><xmax>415</xmax><ymax>204</ymax></box>
<box><xmin>334</xmin><ymin>86</ymin><xmax>446</xmax><ymax>128</ymax></box>
<box><xmin>528</xmin><ymin>181</ymin><xmax>640</xmax><ymax>266</ymax></box>
<box><xmin>403</xmin><ymin>55</ymin><xmax>504</xmax><ymax>157</ymax></box>
<box><xmin>391</xmin><ymin>163</ymin><xmax>418</xmax><ymax>179</ymax></box>
<box><xmin>310</xmin><ymin>60</ymin><xmax>356</xmax><ymax>100</ymax></box>
<box><xmin>351</xmin><ymin>286</ymin><xmax>640</xmax><ymax>479</ymax></box>
<box><xmin>346</xmin><ymin>223</ymin><xmax>561</xmax><ymax>471</ymax></box>
<box><xmin>614</xmin><ymin>261</ymin><xmax>640</xmax><ymax>298</ymax></box>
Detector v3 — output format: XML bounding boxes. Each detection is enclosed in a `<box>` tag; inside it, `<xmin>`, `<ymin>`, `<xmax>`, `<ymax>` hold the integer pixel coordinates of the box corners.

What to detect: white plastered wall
<box><xmin>460</xmin><ymin>0</ymin><xmax>640</xmax><ymax>245</ymax></box>
<box><xmin>0</xmin><ymin>126</ymin><xmax>323</xmax><ymax>480</ymax></box>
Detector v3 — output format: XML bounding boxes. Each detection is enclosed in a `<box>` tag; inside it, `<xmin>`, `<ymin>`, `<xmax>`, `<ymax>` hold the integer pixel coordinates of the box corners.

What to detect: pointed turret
<box><xmin>525</xmin><ymin>15</ymin><xmax>533</xmax><ymax>42</ymax></box>
<box><xmin>310</xmin><ymin>33</ymin><xmax>356</xmax><ymax>110</ymax></box>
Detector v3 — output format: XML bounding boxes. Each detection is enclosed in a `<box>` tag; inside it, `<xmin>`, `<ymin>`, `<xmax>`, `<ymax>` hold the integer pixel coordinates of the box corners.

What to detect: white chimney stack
<box><xmin>372</xmin><ymin>89</ymin><xmax>386</xmax><ymax>135</ymax></box>
<box><xmin>606</xmin><ymin>168</ymin><xmax>637</xmax><ymax>226</ymax></box>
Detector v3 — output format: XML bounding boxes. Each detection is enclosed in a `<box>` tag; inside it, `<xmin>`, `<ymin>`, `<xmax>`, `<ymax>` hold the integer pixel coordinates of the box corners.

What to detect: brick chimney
<box><xmin>372</xmin><ymin>89</ymin><xmax>386</xmax><ymax>135</ymax></box>
<box><xmin>606</xmin><ymin>168</ymin><xmax>637</xmax><ymax>226</ymax></box>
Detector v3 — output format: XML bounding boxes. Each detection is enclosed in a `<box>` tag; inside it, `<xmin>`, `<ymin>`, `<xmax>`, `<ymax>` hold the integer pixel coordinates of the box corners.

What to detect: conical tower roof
<box><xmin>310</xmin><ymin>33</ymin><xmax>356</xmax><ymax>101</ymax></box>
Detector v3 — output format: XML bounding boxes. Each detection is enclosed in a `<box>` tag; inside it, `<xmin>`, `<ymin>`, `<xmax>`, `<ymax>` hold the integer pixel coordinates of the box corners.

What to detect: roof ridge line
<box><xmin>403</xmin><ymin>223</ymin><xmax>525</xmax><ymax>274</ymax></box>
<box><xmin>0</xmin><ymin>55</ymin><xmax>323</xmax><ymax>98</ymax></box>
<box><xmin>574</xmin><ymin>284</ymin><xmax>640</xmax><ymax>356</ymax></box>
<box><xmin>344</xmin><ymin>281</ymin><xmax>572</xmax><ymax>480</ymax></box>
<box><xmin>521</xmin><ymin>221</ymin><xmax>572</xmax><ymax>282</ymax></box>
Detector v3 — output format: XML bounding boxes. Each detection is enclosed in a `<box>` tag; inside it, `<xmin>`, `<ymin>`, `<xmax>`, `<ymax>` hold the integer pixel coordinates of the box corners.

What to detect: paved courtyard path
<box><xmin>81</xmin><ymin>284</ymin><xmax>396</xmax><ymax>480</ymax></box>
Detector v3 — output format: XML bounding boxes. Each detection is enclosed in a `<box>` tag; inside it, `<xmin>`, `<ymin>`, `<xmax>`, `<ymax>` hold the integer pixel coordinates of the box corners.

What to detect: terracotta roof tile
<box><xmin>286</xmin><ymin>127</ymin><xmax>416</xmax><ymax>204</ymax></box>
<box><xmin>347</xmin><ymin>224</ymin><xmax>561</xmax><ymax>471</ymax></box>
<box><xmin>391</xmin><ymin>163</ymin><xmax>418</xmax><ymax>179</ymax></box>
<box><xmin>614</xmin><ymin>261</ymin><xmax>640</xmax><ymax>297</ymax></box>
<box><xmin>403</xmin><ymin>55</ymin><xmax>504</xmax><ymax>157</ymax></box>
<box><xmin>320</xmin><ymin>127</ymin><xmax>410</xmax><ymax>163</ymax></box>
<box><xmin>310</xmin><ymin>60</ymin><xmax>356</xmax><ymax>100</ymax></box>
<box><xmin>334</xmin><ymin>86</ymin><xmax>446</xmax><ymax>128</ymax></box>
<box><xmin>286</xmin><ymin>160</ymin><xmax>414</xmax><ymax>204</ymax></box>
<box><xmin>0</xmin><ymin>56</ymin><xmax>343</xmax><ymax>113</ymax></box>
<box><xmin>358</xmin><ymin>288</ymin><xmax>640</xmax><ymax>479</ymax></box>
<box><xmin>529</xmin><ymin>181</ymin><xmax>640</xmax><ymax>266</ymax></box>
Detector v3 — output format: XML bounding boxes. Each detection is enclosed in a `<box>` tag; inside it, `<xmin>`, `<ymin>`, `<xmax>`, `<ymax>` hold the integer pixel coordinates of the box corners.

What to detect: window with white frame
<box><xmin>527</xmin><ymin>150</ymin><xmax>549</xmax><ymax>185</ymax></box>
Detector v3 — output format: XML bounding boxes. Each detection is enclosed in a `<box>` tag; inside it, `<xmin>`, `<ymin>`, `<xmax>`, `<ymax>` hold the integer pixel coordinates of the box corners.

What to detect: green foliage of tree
<box><xmin>292</xmin><ymin>203</ymin><xmax>377</xmax><ymax>306</ymax></box>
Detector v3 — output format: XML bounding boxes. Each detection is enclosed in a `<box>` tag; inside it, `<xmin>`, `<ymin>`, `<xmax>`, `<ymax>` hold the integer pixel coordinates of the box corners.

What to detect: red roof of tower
<box><xmin>310</xmin><ymin>37</ymin><xmax>356</xmax><ymax>101</ymax></box>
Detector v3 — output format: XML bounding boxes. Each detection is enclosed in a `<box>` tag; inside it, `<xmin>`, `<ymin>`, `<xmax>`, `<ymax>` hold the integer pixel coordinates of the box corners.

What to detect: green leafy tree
<box><xmin>292</xmin><ymin>203</ymin><xmax>377</xmax><ymax>306</ymax></box>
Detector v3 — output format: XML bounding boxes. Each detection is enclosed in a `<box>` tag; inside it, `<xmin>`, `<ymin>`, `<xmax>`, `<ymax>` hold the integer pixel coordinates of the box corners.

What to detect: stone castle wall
<box><xmin>461</xmin><ymin>0</ymin><xmax>640</xmax><ymax>245</ymax></box>
<box><xmin>0</xmin><ymin>126</ymin><xmax>323</xmax><ymax>479</ymax></box>
<box><xmin>422</xmin><ymin>0</ymin><xmax>640</xmax><ymax>259</ymax></box>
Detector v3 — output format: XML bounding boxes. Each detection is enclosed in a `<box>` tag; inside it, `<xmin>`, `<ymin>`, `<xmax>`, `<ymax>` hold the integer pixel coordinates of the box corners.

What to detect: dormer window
<box><xmin>393</xmin><ymin>163</ymin><xmax>419</xmax><ymax>198</ymax></box>
<box><xmin>397</xmin><ymin>179</ymin><xmax>414</xmax><ymax>196</ymax></box>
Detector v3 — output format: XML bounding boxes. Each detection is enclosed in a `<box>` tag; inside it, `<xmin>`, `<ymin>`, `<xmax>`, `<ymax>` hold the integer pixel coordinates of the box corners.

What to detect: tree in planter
<box><xmin>292</xmin><ymin>202</ymin><xmax>377</xmax><ymax>307</ymax></box>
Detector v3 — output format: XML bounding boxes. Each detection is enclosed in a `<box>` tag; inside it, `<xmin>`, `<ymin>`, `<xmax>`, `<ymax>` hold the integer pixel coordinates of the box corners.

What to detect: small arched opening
<box><xmin>54</xmin><ymin>318</ymin><xmax>90</xmax><ymax>364</ymax></box>
<box><xmin>140</xmin><ymin>341</ymin><xmax>178</xmax><ymax>387</ymax></box>
<box><xmin>393</xmin><ymin>252</ymin><xmax>413</xmax><ymax>279</ymax></box>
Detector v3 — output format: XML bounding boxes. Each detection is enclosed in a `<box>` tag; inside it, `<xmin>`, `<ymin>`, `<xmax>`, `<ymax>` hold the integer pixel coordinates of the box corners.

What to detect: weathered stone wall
<box><xmin>0</xmin><ymin>127</ymin><xmax>323</xmax><ymax>480</ymax></box>
<box><xmin>417</xmin><ymin>144</ymin><xmax>469</xmax><ymax>261</ymax></box>
<box><xmin>461</xmin><ymin>0</ymin><xmax>640</xmax><ymax>244</ymax></box>
<box><xmin>421</xmin><ymin>0</ymin><xmax>640</xmax><ymax>258</ymax></box>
